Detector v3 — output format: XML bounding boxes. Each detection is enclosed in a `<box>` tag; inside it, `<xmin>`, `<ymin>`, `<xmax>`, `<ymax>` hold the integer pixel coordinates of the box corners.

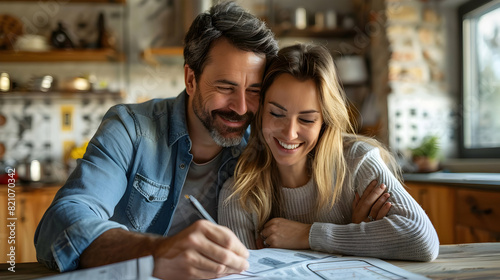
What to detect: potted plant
<box><xmin>411</xmin><ymin>135</ymin><xmax>440</xmax><ymax>173</ymax></box>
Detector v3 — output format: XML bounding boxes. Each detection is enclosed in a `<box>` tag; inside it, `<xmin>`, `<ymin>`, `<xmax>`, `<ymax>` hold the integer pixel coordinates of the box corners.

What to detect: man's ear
<box><xmin>184</xmin><ymin>64</ymin><xmax>196</xmax><ymax>96</ymax></box>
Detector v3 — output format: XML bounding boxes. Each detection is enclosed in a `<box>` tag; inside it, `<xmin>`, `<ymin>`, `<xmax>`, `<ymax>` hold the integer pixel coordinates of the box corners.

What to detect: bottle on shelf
<box><xmin>50</xmin><ymin>22</ymin><xmax>75</xmax><ymax>49</ymax></box>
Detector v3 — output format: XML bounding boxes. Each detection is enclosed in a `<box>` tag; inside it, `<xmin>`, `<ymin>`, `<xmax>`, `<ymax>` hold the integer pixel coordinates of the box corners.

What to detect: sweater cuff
<box><xmin>310</xmin><ymin>222</ymin><xmax>331</xmax><ymax>253</ymax></box>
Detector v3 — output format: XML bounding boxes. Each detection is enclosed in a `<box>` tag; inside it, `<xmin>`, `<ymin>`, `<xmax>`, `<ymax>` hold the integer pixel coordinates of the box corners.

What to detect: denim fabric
<box><xmin>34</xmin><ymin>91</ymin><xmax>247</xmax><ymax>272</ymax></box>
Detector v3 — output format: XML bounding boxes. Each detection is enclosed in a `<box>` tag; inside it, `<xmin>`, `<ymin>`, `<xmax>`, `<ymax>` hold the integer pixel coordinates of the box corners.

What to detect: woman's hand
<box><xmin>351</xmin><ymin>180</ymin><xmax>392</xmax><ymax>223</ymax></box>
<box><xmin>258</xmin><ymin>218</ymin><xmax>311</xmax><ymax>250</ymax></box>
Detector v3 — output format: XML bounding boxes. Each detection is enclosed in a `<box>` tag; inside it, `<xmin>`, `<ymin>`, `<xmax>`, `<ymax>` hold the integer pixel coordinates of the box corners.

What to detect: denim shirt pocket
<box><xmin>126</xmin><ymin>173</ymin><xmax>170</xmax><ymax>231</ymax></box>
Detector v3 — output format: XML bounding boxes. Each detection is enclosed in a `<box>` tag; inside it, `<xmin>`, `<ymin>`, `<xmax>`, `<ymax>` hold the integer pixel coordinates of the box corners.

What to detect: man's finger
<box><xmin>154</xmin><ymin>248</ymin><xmax>238</xmax><ymax>280</ymax></box>
<box><xmin>198</xmin><ymin>240</ymin><xmax>249</xmax><ymax>273</ymax></box>
<box><xmin>199</xmin><ymin>223</ymin><xmax>249</xmax><ymax>272</ymax></box>
<box><xmin>201</xmin><ymin>221</ymin><xmax>249</xmax><ymax>258</ymax></box>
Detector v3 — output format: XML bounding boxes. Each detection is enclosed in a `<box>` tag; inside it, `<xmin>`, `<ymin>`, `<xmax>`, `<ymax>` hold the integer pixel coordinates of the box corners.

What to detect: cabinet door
<box><xmin>405</xmin><ymin>182</ymin><xmax>456</xmax><ymax>244</ymax></box>
<box><xmin>0</xmin><ymin>187</ymin><xmax>13</xmax><ymax>263</ymax></box>
<box><xmin>455</xmin><ymin>189</ymin><xmax>500</xmax><ymax>243</ymax></box>
<box><xmin>0</xmin><ymin>186</ymin><xmax>59</xmax><ymax>263</ymax></box>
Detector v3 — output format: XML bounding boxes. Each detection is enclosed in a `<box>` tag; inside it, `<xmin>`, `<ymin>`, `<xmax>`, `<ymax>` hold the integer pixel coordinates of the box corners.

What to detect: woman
<box><xmin>218</xmin><ymin>44</ymin><xmax>439</xmax><ymax>261</ymax></box>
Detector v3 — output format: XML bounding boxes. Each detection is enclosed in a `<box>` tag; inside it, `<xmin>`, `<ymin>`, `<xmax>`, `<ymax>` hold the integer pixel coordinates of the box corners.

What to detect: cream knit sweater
<box><xmin>218</xmin><ymin>141</ymin><xmax>439</xmax><ymax>261</ymax></box>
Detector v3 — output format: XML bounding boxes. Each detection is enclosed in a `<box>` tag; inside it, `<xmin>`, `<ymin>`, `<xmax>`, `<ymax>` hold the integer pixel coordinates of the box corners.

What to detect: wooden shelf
<box><xmin>0</xmin><ymin>0</ymin><xmax>125</xmax><ymax>3</ymax></box>
<box><xmin>143</xmin><ymin>47</ymin><xmax>183</xmax><ymax>56</ymax></box>
<box><xmin>0</xmin><ymin>90</ymin><xmax>124</xmax><ymax>99</ymax></box>
<box><xmin>0</xmin><ymin>49</ymin><xmax>125</xmax><ymax>62</ymax></box>
<box><xmin>273</xmin><ymin>27</ymin><xmax>357</xmax><ymax>39</ymax></box>
<box><xmin>141</xmin><ymin>47</ymin><xmax>183</xmax><ymax>65</ymax></box>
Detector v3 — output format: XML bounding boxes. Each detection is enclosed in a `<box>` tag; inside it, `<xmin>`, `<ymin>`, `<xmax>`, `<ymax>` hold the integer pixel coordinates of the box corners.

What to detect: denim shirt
<box><xmin>34</xmin><ymin>91</ymin><xmax>247</xmax><ymax>272</ymax></box>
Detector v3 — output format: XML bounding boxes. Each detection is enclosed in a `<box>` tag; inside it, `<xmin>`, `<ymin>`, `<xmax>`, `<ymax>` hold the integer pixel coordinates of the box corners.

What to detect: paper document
<box><xmin>34</xmin><ymin>249</ymin><xmax>428</xmax><ymax>280</ymax></box>
<box><xmin>218</xmin><ymin>248</ymin><xmax>429</xmax><ymax>280</ymax></box>
<box><xmin>37</xmin><ymin>255</ymin><xmax>158</xmax><ymax>280</ymax></box>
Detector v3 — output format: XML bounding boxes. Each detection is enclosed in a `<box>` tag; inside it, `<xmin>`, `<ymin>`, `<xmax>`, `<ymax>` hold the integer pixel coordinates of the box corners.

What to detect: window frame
<box><xmin>458</xmin><ymin>0</ymin><xmax>500</xmax><ymax>158</ymax></box>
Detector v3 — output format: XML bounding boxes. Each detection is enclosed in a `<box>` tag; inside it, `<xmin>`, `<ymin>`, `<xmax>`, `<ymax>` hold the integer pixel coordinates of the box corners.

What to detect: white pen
<box><xmin>185</xmin><ymin>194</ymin><xmax>217</xmax><ymax>224</ymax></box>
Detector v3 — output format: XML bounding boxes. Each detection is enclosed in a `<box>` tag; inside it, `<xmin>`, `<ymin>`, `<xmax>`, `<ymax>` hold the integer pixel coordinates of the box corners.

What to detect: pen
<box><xmin>185</xmin><ymin>195</ymin><xmax>255</xmax><ymax>277</ymax></box>
<box><xmin>185</xmin><ymin>194</ymin><xmax>217</xmax><ymax>224</ymax></box>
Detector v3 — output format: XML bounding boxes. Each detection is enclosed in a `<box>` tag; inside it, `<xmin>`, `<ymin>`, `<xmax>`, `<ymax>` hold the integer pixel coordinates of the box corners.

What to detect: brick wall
<box><xmin>368</xmin><ymin>0</ymin><xmax>456</xmax><ymax>160</ymax></box>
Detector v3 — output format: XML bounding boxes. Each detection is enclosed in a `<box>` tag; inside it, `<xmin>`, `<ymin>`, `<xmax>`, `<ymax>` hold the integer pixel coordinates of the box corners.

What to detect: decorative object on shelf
<box><xmin>75</xmin><ymin>12</ymin><xmax>96</xmax><ymax>49</ymax></box>
<box><xmin>411</xmin><ymin>135</ymin><xmax>441</xmax><ymax>173</ymax></box>
<box><xmin>314</xmin><ymin>12</ymin><xmax>324</xmax><ymax>30</ymax></box>
<box><xmin>0</xmin><ymin>72</ymin><xmax>10</xmax><ymax>92</ymax></box>
<box><xmin>335</xmin><ymin>55</ymin><xmax>368</xmax><ymax>85</ymax></box>
<box><xmin>342</xmin><ymin>14</ymin><xmax>356</xmax><ymax>29</ymax></box>
<box><xmin>67</xmin><ymin>141</ymin><xmax>88</xmax><ymax>175</ymax></box>
<box><xmin>294</xmin><ymin>7</ymin><xmax>307</xmax><ymax>30</ymax></box>
<box><xmin>29</xmin><ymin>75</ymin><xmax>56</xmax><ymax>92</ymax></box>
<box><xmin>62</xmin><ymin>76</ymin><xmax>91</xmax><ymax>92</ymax></box>
<box><xmin>13</xmin><ymin>34</ymin><xmax>50</xmax><ymax>52</ymax></box>
<box><xmin>69</xmin><ymin>141</ymin><xmax>88</xmax><ymax>160</ymax></box>
<box><xmin>51</xmin><ymin>22</ymin><xmax>75</xmax><ymax>49</ymax></box>
<box><xmin>0</xmin><ymin>14</ymin><xmax>23</xmax><ymax>50</ymax></box>
<box><xmin>325</xmin><ymin>10</ymin><xmax>337</xmax><ymax>29</ymax></box>
<box><xmin>96</xmin><ymin>12</ymin><xmax>116</xmax><ymax>49</ymax></box>
<box><xmin>16</xmin><ymin>159</ymin><xmax>42</xmax><ymax>182</ymax></box>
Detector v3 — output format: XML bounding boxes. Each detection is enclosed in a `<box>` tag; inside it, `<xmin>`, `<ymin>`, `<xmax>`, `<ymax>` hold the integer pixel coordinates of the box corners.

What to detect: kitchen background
<box><xmin>0</xmin><ymin>0</ymin><xmax>482</xmax><ymax>183</ymax></box>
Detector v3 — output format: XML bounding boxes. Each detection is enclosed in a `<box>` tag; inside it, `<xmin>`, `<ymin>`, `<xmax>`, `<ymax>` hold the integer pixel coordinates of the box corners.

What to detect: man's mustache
<box><xmin>212</xmin><ymin>110</ymin><xmax>254</xmax><ymax>123</ymax></box>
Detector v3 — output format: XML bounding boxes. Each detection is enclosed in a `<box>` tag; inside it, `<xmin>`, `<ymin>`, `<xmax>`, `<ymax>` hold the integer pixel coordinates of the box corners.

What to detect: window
<box><xmin>459</xmin><ymin>0</ymin><xmax>500</xmax><ymax>158</ymax></box>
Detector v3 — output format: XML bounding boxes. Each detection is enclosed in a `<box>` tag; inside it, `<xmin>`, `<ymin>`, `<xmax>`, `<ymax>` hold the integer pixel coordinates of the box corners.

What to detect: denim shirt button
<box><xmin>149</xmin><ymin>195</ymin><xmax>155</xmax><ymax>201</ymax></box>
<box><xmin>180</xmin><ymin>163</ymin><xmax>186</xmax><ymax>169</ymax></box>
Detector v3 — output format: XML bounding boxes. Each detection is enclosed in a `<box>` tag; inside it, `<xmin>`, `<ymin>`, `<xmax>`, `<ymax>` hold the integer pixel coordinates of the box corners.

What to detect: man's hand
<box><xmin>257</xmin><ymin>218</ymin><xmax>311</xmax><ymax>250</ymax></box>
<box><xmin>351</xmin><ymin>180</ymin><xmax>392</xmax><ymax>223</ymax></box>
<box><xmin>152</xmin><ymin>220</ymin><xmax>249</xmax><ymax>280</ymax></box>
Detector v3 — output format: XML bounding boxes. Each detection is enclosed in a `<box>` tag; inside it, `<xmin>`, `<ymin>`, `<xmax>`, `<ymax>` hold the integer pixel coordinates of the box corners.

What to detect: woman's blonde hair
<box><xmin>228</xmin><ymin>44</ymin><xmax>400</xmax><ymax>229</ymax></box>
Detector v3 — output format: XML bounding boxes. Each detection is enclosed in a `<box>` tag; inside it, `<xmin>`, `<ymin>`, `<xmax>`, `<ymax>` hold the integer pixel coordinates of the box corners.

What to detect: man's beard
<box><xmin>192</xmin><ymin>88</ymin><xmax>254</xmax><ymax>147</ymax></box>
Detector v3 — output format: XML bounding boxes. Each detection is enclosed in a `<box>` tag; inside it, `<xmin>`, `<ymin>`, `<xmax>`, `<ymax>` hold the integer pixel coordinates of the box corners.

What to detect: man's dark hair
<box><xmin>183</xmin><ymin>1</ymin><xmax>278</xmax><ymax>81</ymax></box>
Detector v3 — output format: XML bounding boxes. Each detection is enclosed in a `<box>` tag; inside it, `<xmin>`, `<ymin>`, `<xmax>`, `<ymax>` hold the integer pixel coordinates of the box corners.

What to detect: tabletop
<box><xmin>388</xmin><ymin>242</ymin><xmax>500</xmax><ymax>279</ymax></box>
<box><xmin>1</xmin><ymin>242</ymin><xmax>499</xmax><ymax>279</ymax></box>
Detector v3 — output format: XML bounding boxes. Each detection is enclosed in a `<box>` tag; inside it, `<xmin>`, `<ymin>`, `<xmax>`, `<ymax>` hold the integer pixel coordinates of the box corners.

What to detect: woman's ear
<box><xmin>184</xmin><ymin>64</ymin><xmax>196</xmax><ymax>96</ymax></box>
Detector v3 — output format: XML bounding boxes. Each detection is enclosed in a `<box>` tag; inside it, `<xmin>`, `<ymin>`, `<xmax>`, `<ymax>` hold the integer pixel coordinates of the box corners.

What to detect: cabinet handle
<box><xmin>470</xmin><ymin>205</ymin><xmax>493</xmax><ymax>215</ymax></box>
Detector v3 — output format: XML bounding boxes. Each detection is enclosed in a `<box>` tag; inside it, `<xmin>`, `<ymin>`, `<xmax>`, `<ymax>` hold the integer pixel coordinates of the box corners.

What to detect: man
<box><xmin>35</xmin><ymin>2</ymin><xmax>390</xmax><ymax>279</ymax></box>
<box><xmin>35</xmin><ymin>2</ymin><xmax>277</xmax><ymax>279</ymax></box>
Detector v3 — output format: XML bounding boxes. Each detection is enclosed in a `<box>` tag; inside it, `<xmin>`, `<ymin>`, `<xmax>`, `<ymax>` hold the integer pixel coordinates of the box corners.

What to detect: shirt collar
<box><xmin>167</xmin><ymin>90</ymin><xmax>190</xmax><ymax>146</ymax></box>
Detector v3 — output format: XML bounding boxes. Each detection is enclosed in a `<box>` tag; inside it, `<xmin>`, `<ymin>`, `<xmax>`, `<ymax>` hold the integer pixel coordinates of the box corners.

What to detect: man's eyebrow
<box><xmin>215</xmin><ymin>79</ymin><xmax>261</xmax><ymax>88</ymax></box>
<box><xmin>248</xmin><ymin>83</ymin><xmax>262</xmax><ymax>88</ymax></box>
<box><xmin>215</xmin><ymin>79</ymin><xmax>238</xmax><ymax>86</ymax></box>
<box><xmin>269</xmin><ymin>101</ymin><xmax>320</xmax><ymax>114</ymax></box>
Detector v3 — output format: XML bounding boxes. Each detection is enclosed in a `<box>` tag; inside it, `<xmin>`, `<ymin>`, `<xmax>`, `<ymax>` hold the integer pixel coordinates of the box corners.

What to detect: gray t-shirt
<box><xmin>167</xmin><ymin>153</ymin><xmax>222</xmax><ymax>236</ymax></box>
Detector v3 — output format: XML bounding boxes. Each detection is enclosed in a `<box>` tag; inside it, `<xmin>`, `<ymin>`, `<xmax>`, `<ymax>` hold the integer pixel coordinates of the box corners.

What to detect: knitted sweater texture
<box><xmin>218</xmin><ymin>141</ymin><xmax>439</xmax><ymax>261</ymax></box>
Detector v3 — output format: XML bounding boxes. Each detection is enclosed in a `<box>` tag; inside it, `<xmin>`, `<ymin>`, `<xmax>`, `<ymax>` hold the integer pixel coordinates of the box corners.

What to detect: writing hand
<box><xmin>152</xmin><ymin>220</ymin><xmax>249</xmax><ymax>280</ymax></box>
<box><xmin>351</xmin><ymin>180</ymin><xmax>391</xmax><ymax>224</ymax></box>
<box><xmin>258</xmin><ymin>218</ymin><xmax>311</xmax><ymax>250</ymax></box>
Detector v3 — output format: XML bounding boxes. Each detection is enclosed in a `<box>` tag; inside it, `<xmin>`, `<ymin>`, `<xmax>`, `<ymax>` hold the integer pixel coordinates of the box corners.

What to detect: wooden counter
<box><xmin>404</xmin><ymin>173</ymin><xmax>500</xmax><ymax>245</ymax></box>
<box><xmin>1</xmin><ymin>243</ymin><xmax>500</xmax><ymax>279</ymax></box>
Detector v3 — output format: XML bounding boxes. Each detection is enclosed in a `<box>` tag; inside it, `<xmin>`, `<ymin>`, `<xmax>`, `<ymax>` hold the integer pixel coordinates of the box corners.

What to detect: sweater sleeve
<box><xmin>309</xmin><ymin>142</ymin><xmax>440</xmax><ymax>261</ymax></box>
<box><xmin>218</xmin><ymin>178</ymin><xmax>258</xmax><ymax>249</ymax></box>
